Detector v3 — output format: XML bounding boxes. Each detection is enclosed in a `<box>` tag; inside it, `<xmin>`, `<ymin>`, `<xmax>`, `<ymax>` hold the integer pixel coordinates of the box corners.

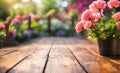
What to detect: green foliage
<box><xmin>47</xmin><ymin>9</ymin><xmax>56</xmax><ymax>16</ymax></box>
<box><xmin>21</xmin><ymin>24</ymin><xmax>28</xmax><ymax>31</ymax></box>
<box><xmin>88</xmin><ymin>19</ymin><xmax>119</xmax><ymax>40</ymax></box>
<box><xmin>40</xmin><ymin>0</ymin><xmax>58</xmax><ymax>16</ymax></box>
<box><xmin>22</xmin><ymin>0</ymin><xmax>37</xmax><ymax>14</ymax></box>
<box><xmin>31</xmin><ymin>22</ymin><xmax>43</xmax><ymax>31</ymax></box>
<box><xmin>0</xmin><ymin>5</ymin><xmax>9</xmax><ymax>20</ymax></box>
<box><xmin>68</xmin><ymin>9</ymin><xmax>78</xmax><ymax>17</ymax></box>
<box><xmin>15</xmin><ymin>33</ymin><xmax>28</xmax><ymax>42</ymax></box>
<box><xmin>11</xmin><ymin>0</ymin><xmax>37</xmax><ymax>15</ymax></box>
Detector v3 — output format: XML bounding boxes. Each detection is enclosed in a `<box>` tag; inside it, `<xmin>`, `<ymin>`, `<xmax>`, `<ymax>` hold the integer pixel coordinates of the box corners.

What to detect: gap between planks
<box><xmin>74</xmin><ymin>38</ymin><xmax>120</xmax><ymax>64</ymax></box>
<box><xmin>44</xmin><ymin>38</ymin><xmax>86</xmax><ymax>73</ymax></box>
<box><xmin>66</xmin><ymin>38</ymin><xmax>120</xmax><ymax>73</ymax></box>
<box><xmin>0</xmin><ymin>38</ymin><xmax>48</xmax><ymax>73</ymax></box>
<box><xmin>7</xmin><ymin>38</ymin><xmax>54</xmax><ymax>73</ymax></box>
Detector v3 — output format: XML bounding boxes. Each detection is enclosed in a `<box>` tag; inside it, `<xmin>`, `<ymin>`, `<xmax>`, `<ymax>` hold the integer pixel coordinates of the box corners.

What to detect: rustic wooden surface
<box><xmin>0</xmin><ymin>37</ymin><xmax>120</xmax><ymax>73</ymax></box>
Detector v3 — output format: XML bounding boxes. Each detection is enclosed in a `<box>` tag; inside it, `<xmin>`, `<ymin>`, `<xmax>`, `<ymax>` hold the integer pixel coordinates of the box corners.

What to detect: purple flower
<box><xmin>103</xmin><ymin>6</ymin><xmax>112</xmax><ymax>14</ymax></box>
<box><xmin>9</xmin><ymin>30</ymin><xmax>16</xmax><ymax>38</ymax></box>
<box><xmin>23</xmin><ymin>30</ymin><xmax>33</xmax><ymax>36</ymax></box>
<box><xmin>0</xmin><ymin>24</ymin><xmax>5</xmax><ymax>31</ymax></box>
<box><xmin>56</xmin><ymin>30</ymin><xmax>66</xmax><ymax>36</ymax></box>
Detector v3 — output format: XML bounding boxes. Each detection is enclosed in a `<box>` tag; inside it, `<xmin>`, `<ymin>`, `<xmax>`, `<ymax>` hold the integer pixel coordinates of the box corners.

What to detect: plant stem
<box><xmin>99</xmin><ymin>10</ymin><xmax>105</xmax><ymax>29</ymax></box>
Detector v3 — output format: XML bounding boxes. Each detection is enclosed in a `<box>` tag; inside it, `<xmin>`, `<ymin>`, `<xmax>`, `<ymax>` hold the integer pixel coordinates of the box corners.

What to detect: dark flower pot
<box><xmin>98</xmin><ymin>38</ymin><xmax>120</xmax><ymax>56</ymax></box>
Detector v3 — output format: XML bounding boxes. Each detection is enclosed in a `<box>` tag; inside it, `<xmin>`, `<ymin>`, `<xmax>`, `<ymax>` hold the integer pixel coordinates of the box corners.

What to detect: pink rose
<box><xmin>81</xmin><ymin>9</ymin><xmax>102</xmax><ymax>23</ymax></box>
<box><xmin>107</xmin><ymin>0</ymin><xmax>120</xmax><ymax>9</ymax></box>
<box><xmin>75</xmin><ymin>21</ymin><xmax>85</xmax><ymax>33</ymax></box>
<box><xmin>116</xmin><ymin>21</ymin><xmax>120</xmax><ymax>30</ymax></box>
<box><xmin>81</xmin><ymin>9</ymin><xmax>93</xmax><ymax>21</ymax></box>
<box><xmin>92</xmin><ymin>13</ymin><xmax>102</xmax><ymax>22</ymax></box>
<box><xmin>89</xmin><ymin>3</ymin><xmax>97</xmax><ymax>13</ymax></box>
<box><xmin>113</xmin><ymin>12</ymin><xmax>120</xmax><ymax>21</ymax></box>
<box><xmin>84</xmin><ymin>21</ymin><xmax>92</xmax><ymax>29</ymax></box>
<box><xmin>89</xmin><ymin>0</ymin><xmax>106</xmax><ymax>11</ymax></box>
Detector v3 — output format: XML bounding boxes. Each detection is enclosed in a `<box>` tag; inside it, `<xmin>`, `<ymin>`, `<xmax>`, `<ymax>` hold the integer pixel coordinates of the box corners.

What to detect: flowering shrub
<box><xmin>67</xmin><ymin>0</ymin><xmax>94</xmax><ymax>16</ymax></box>
<box><xmin>15</xmin><ymin>15</ymin><xmax>21</xmax><ymax>20</ymax></box>
<box><xmin>75</xmin><ymin>0</ymin><xmax>120</xmax><ymax>39</ymax></box>
<box><xmin>0</xmin><ymin>24</ymin><xmax>5</xmax><ymax>45</ymax></box>
<box><xmin>13</xmin><ymin>18</ymin><xmax>20</xmax><ymax>25</ymax></box>
<box><xmin>23</xmin><ymin>30</ymin><xmax>33</xmax><ymax>36</ymax></box>
<box><xmin>0</xmin><ymin>24</ymin><xmax>5</xmax><ymax>31</ymax></box>
<box><xmin>56</xmin><ymin>30</ymin><xmax>67</xmax><ymax>36</ymax></box>
<box><xmin>9</xmin><ymin>30</ymin><xmax>16</xmax><ymax>39</ymax></box>
<box><xmin>34</xmin><ymin>15</ymin><xmax>40</xmax><ymax>21</ymax></box>
<box><xmin>21</xmin><ymin>14</ymin><xmax>28</xmax><ymax>20</ymax></box>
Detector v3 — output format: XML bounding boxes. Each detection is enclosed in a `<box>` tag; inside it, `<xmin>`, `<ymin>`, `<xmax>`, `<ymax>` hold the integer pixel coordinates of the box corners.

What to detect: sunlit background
<box><xmin>0</xmin><ymin>0</ymin><xmax>119</xmax><ymax>46</ymax></box>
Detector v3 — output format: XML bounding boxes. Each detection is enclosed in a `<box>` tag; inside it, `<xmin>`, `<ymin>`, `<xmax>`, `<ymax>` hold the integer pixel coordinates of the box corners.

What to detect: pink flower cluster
<box><xmin>13</xmin><ymin>18</ymin><xmax>20</xmax><ymax>25</ymax></box>
<box><xmin>21</xmin><ymin>14</ymin><xmax>28</xmax><ymax>20</ymax></box>
<box><xmin>113</xmin><ymin>12</ymin><xmax>120</xmax><ymax>21</ymax></box>
<box><xmin>117</xmin><ymin>22</ymin><xmax>120</xmax><ymax>30</ymax></box>
<box><xmin>108</xmin><ymin>0</ymin><xmax>120</xmax><ymax>9</ymax></box>
<box><xmin>67</xmin><ymin>0</ymin><xmax>94</xmax><ymax>16</ymax></box>
<box><xmin>89</xmin><ymin>0</ymin><xmax>106</xmax><ymax>13</ymax></box>
<box><xmin>75</xmin><ymin>0</ymin><xmax>120</xmax><ymax>33</ymax></box>
<box><xmin>0</xmin><ymin>24</ymin><xmax>5</xmax><ymax>31</ymax></box>
<box><xmin>13</xmin><ymin>15</ymin><xmax>21</xmax><ymax>25</ymax></box>
<box><xmin>53</xmin><ymin>13</ymin><xmax>64</xmax><ymax>21</ymax></box>
<box><xmin>34</xmin><ymin>15</ymin><xmax>40</xmax><ymax>21</ymax></box>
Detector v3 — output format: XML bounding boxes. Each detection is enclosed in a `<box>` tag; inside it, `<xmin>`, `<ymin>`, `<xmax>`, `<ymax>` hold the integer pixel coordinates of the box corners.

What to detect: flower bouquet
<box><xmin>75</xmin><ymin>0</ymin><xmax>120</xmax><ymax>56</ymax></box>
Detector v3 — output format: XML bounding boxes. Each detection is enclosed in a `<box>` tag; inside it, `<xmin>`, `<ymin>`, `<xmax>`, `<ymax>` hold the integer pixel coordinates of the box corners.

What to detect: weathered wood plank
<box><xmin>45</xmin><ymin>38</ymin><xmax>86</xmax><ymax>73</ymax></box>
<box><xmin>0</xmin><ymin>50</ymin><xmax>17</xmax><ymax>57</ymax></box>
<box><xmin>8</xmin><ymin>38</ymin><xmax>54</xmax><ymax>73</ymax></box>
<box><xmin>0</xmin><ymin>39</ymin><xmax>44</xmax><ymax>73</ymax></box>
<box><xmin>0</xmin><ymin>37</ymin><xmax>120</xmax><ymax>73</ymax></box>
<box><xmin>65</xmin><ymin>38</ymin><xmax>120</xmax><ymax>73</ymax></box>
<box><xmin>0</xmin><ymin>38</ymin><xmax>40</xmax><ymax>57</ymax></box>
<box><xmin>74</xmin><ymin>38</ymin><xmax>99</xmax><ymax>54</ymax></box>
<box><xmin>74</xmin><ymin>38</ymin><xmax>120</xmax><ymax>63</ymax></box>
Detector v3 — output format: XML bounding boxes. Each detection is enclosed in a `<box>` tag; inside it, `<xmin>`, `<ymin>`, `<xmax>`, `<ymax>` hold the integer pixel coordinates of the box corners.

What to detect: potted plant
<box><xmin>75</xmin><ymin>0</ymin><xmax>120</xmax><ymax>56</ymax></box>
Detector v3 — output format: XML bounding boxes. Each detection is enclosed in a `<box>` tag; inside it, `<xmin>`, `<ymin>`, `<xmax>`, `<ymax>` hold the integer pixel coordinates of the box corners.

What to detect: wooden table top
<box><xmin>0</xmin><ymin>37</ymin><xmax>120</xmax><ymax>73</ymax></box>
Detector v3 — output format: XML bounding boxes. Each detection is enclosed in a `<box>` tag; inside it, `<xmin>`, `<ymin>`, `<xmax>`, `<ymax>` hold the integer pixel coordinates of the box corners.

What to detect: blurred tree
<box><xmin>40</xmin><ymin>0</ymin><xmax>58</xmax><ymax>16</ymax></box>
<box><xmin>13</xmin><ymin>0</ymin><xmax>38</xmax><ymax>15</ymax></box>
<box><xmin>0</xmin><ymin>0</ymin><xmax>20</xmax><ymax>20</ymax></box>
<box><xmin>21</xmin><ymin>0</ymin><xmax>37</xmax><ymax>14</ymax></box>
<box><xmin>0</xmin><ymin>1</ymin><xmax>9</xmax><ymax>20</ymax></box>
<box><xmin>0</xmin><ymin>0</ymin><xmax>20</xmax><ymax>7</ymax></box>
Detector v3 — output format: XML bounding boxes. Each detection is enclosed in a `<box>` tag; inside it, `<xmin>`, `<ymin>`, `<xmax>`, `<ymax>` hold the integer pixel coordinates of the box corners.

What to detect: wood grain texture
<box><xmin>0</xmin><ymin>37</ymin><xmax>120</xmax><ymax>73</ymax></box>
<box><xmin>45</xmin><ymin>38</ymin><xmax>86</xmax><ymax>73</ymax></box>
<box><xmin>0</xmin><ymin>39</ymin><xmax>43</xmax><ymax>73</ymax></box>
<box><xmin>74</xmin><ymin>38</ymin><xmax>120</xmax><ymax>63</ymax></box>
<box><xmin>65</xmin><ymin>38</ymin><xmax>120</xmax><ymax>73</ymax></box>
<box><xmin>0</xmin><ymin>50</ymin><xmax>17</xmax><ymax>58</ymax></box>
<box><xmin>8</xmin><ymin>38</ymin><xmax>54</xmax><ymax>73</ymax></box>
<box><xmin>0</xmin><ymin>38</ymin><xmax>41</xmax><ymax>57</ymax></box>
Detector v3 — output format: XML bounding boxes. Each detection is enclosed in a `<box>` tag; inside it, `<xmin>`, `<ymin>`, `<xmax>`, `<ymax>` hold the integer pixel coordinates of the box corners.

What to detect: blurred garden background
<box><xmin>0</xmin><ymin>0</ymin><xmax>119</xmax><ymax>47</ymax></box>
